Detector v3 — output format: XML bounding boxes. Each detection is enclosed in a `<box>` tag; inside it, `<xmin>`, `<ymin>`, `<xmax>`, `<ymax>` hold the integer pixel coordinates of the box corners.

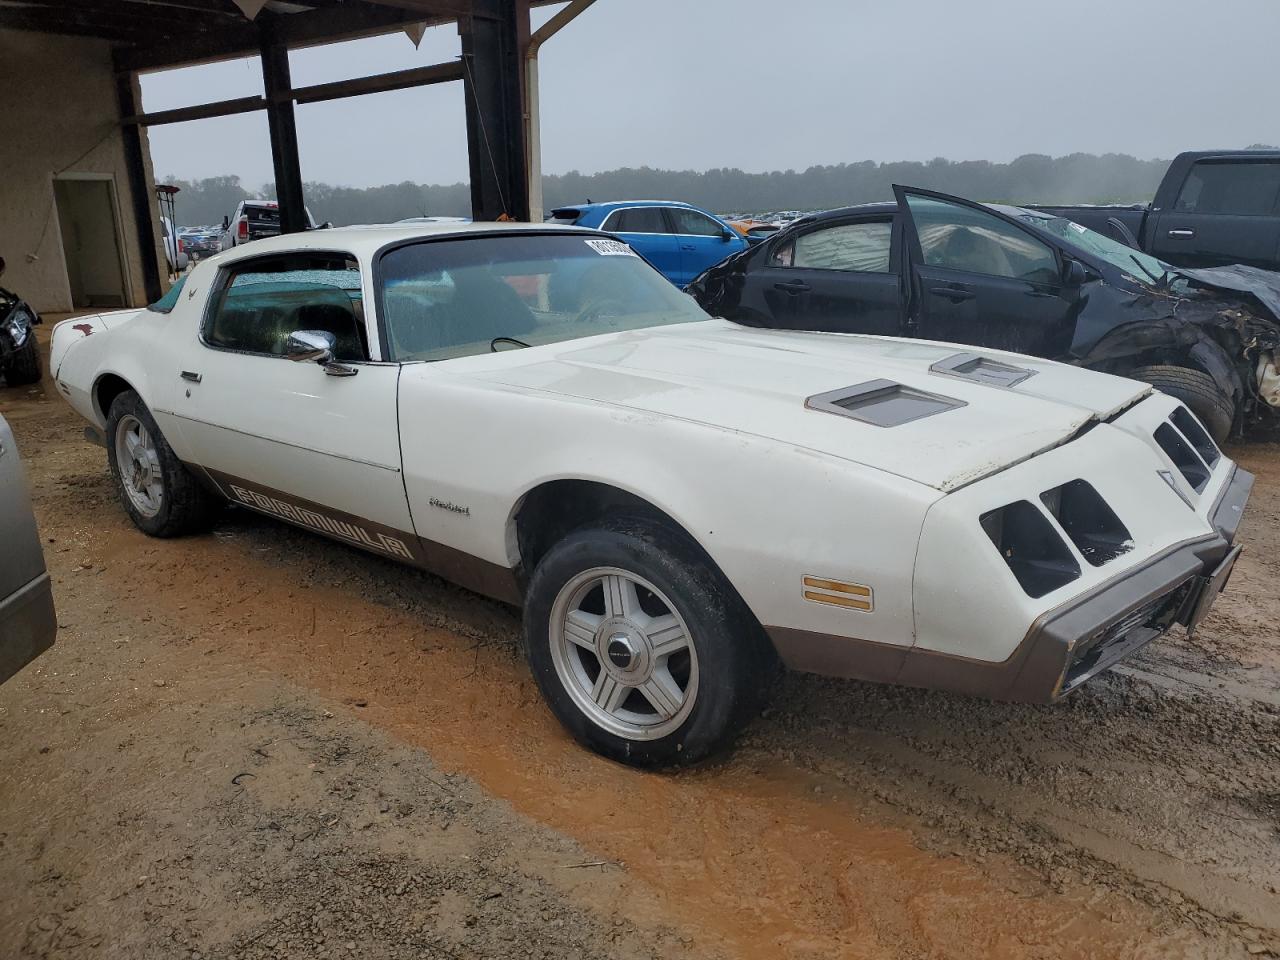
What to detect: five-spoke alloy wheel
<box><xmin>523</xmin><ymin>518</ymin><xmax>774</xmax><ymax>767</ymax></box>
<box><xmin>114</xmin><ymin>414</ymin><xmax>164</xmax><ymax>518</ymax></box>
<box><xmin>550</xmin><ymin>567</ymin><xmax>699</xmax><ymax>741</ymax></box>
<box><xmin>105</xmin><ymin>389</ymin><xmax>220</xmax><ymax>537</ymax></box>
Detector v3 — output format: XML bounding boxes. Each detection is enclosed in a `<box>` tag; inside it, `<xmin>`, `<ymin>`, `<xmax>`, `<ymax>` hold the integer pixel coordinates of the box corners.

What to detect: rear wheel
<box><xmin>1129</xmin><ymin>364</ymin><xmax>1235</xmax><ymax>443</ymax></box>
<box><xmin>105</xmin><ymin>390</ymin><xmax>220</xmax><ymax>537</ymax></box>
<box><xmin>3</xmin><ymin>337</ymin><xmax>41</xmax><ymax>385</ymax></box>
<box><xmin>523</xmin><ymin>518</ymin><xmax>774</xmax><ymax>767</ymax></box>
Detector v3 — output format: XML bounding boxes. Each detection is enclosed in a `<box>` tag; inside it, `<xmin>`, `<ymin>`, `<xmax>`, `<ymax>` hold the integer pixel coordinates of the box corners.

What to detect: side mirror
<box><xmin>285</xmin><ymin>329</ymin><xmax>335</xmax><ymax>365</ymax></box>
<box><xmin>1062</xmin><ymin>259</ymin><xmax>1088</xmax><ymax>286</ymax></box>
<box><xmin>720</xmin><ymin>228</ymin><xmax>735</xmax><ymax>242</ymax></box>
<box><xmin>222</xmin><ymin>216</ymin><xmax>230</xmax><ymax>230</ymax></box>
<box><xmin>285</xmin><ymin>329</ymin><xmax>359</xmax><ymax>377</ymax></box>
<box><xmin>0</xmin><ymin>256</ymin><xmax>6</xmax><ymax>278</ymax></box>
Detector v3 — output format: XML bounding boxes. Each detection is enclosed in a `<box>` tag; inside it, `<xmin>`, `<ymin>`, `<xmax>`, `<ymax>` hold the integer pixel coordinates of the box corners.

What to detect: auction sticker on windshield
<box><xmin>585</xmin><ymin>238</ymin><xmax>637</xmax><ymax>257</ymax></box>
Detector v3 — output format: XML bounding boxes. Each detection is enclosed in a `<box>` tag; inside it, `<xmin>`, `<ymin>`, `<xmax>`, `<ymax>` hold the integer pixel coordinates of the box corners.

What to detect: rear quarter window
<box><xmin>147</xmin><ymin>275</ymin><xmax>187</xmax><ymax>314</ymax></box>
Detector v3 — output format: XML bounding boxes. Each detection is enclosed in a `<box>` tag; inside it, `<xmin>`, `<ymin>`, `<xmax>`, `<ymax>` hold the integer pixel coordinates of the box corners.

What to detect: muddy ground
<box><xmin>2</xmin><ymin>325</ymin><xmax>1279</xmax><ymax>959</ymax></box>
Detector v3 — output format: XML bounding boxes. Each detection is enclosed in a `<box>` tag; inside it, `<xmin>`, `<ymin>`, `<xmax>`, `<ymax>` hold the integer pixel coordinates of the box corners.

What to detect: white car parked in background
<box><xmin>47</xmin><ymin>223</ymin><xmax>1252</xmax><ymax>765</ymax></box>
<box><xmin>160</xmin><ymin>216</ymin><xmax>188</xmax><ymax>275</ymax></box>
<box><xmin>218</xmin><ymin>199</ymin><xmax>319</xmax><ymax>251</ymax></box>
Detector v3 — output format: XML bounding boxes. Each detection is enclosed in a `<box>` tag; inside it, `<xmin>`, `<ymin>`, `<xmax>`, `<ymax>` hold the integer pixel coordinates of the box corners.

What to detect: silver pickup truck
<box><xmin>0</xmin><ymin>413</ymin><xmax>55</xmax><ymax>682</ymax></box>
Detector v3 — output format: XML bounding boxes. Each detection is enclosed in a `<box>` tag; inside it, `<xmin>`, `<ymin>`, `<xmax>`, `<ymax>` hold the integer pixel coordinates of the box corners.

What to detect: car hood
<box><xmin>461</xmin><ymin>319</ymin><xmax>1150</xmax><ymax>492</ymax></box>
<box><xmin>1177</xmin><ymin>263</ymin><xmax>1280</xmax><ymax>323</ymax></box>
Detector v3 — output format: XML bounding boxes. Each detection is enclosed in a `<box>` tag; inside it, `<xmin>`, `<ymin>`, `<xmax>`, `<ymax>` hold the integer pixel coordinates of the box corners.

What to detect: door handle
<box><xmin>680</xmin><ymin>244</ymin><xmax>696</xmax><ymax>251</ymax></box>
<box><xmin>1167</xmin><ymin>228</ymin><xmax>1195</xmax><ymax>238</ymax></box>
<box><xmin>929</xmin><ymin>286</ymin><xmax>975</xmax><ymax>302</ymax></box>
<box><xmin>773</xmin><ymin>280</ymin><xmax>810</xmax><ymax>294</ymax></box>
<box><xmin>180</xmin><ymin>370</ymin><xmax>202</xmax><ymax>383</ymax></box>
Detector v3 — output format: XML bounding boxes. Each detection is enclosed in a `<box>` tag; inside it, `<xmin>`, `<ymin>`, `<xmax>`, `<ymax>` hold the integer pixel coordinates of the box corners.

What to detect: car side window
<box><xmin>204</xmin><ymin>252</ymin><xmax>368</xmax><ymax>362</ymax></box>
<box><xmin>604</xmin><ymin>207</ymin><xmax>668</xmax><ymax>233</ymax></box>
<box><xmin>668</xmin><ymin>208</ymin><xmax>724</xmax><ymax>237</ymax></box>
<box><xmin>1174</xmin><ymin>161</ymin><xmax>1280</xmax><ymax>216</ymax></box>
<box><xmin>770</xmin><ymin>221</ymin><xmax>893</xmax><ymax>273</ymax></box>
<box><xmin>906</xmin><ymin>195</ymin><xmax>1059</xmax><ymax>284</ymax></box>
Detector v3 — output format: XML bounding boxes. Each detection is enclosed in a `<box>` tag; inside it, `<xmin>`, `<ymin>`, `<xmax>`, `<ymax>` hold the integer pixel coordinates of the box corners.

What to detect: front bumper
<box><xmin>768</xmin><ymin>465</ymin><xmax>1254</xmax><ymax>702</ymax></box>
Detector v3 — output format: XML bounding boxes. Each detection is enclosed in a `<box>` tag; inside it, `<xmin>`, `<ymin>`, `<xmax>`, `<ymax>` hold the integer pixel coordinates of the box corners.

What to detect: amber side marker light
<box><xmin>803</xmin><ymin>576</ymin><xmax>873</xmax><ymax>612</ymax></box>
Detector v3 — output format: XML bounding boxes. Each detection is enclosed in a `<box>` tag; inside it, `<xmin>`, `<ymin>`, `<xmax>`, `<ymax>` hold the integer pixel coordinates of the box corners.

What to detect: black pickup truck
<box><xmin>1035</xmin><ymin>150</ymin><xmax>1280</xmax><ymax>270</ymax></box>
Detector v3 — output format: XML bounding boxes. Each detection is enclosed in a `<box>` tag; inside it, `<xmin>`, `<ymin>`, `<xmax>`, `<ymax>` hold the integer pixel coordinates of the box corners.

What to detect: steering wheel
<box><xmin>575</xmin><ymin>297</ymin><xmax>632</xmax><ymax>325</ymax></box>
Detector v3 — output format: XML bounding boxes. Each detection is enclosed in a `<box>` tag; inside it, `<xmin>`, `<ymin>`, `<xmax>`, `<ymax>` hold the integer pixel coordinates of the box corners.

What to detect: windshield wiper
<box><xmin>490</xmin><ymin>336</ymin><xmax>529</xmax><ymax>352</ymax></box>
<box><xmin>1129</xmin><ymin>254</ymin><xmax>1170</xmax><ymax>287</ymax></box>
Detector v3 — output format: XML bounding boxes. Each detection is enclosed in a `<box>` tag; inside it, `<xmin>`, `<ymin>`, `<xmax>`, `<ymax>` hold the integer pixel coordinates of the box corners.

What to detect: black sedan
<box><xmin>688</xmin><ymin>186</ymin><xmax>1280</xmax><ymax>441</ymax></box>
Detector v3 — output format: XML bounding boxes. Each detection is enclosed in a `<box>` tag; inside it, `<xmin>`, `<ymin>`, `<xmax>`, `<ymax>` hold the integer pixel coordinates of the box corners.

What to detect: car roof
<box><xmin>1176</xmin><ymin>149</ymin><xmax>1280</xmax><ymax>161</ymax></box>
<box><xmin>780</xmin><ymin>200</ymin><xmax>1047</xmax><ymax>231</ymax></box>
<box><xmin>557</xmin><ymin>200</ymin><xmax>701</xmax><ymax>213</ymax></box>
<box><xmin>200</xmin><ymin>221</ymin><xmax>602</xmax><ymax>264</ymax></box>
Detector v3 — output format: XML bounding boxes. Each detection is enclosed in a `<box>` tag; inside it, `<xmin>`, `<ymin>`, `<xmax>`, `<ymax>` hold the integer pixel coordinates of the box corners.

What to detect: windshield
<box><xmin>1017</xmin><ymin>213</ymin><xmax>1173</xmax><ymax>283</ymax></box>
<box><xmin>378</xmin><ymin>234</ymin><xmax>708</xmax><ymax>361</ymax></box>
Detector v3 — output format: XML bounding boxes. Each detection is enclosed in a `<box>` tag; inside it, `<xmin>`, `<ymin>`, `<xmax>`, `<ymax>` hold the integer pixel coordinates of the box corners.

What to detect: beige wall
<box><xmin>0</xmin><ymin>29</ymin><xmax>167</xmax><ymax>313</ymax></box>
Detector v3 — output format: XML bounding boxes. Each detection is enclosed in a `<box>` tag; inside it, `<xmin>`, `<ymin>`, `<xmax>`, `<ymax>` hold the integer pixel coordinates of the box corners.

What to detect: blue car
<box><xmin>547</xmin><ymin>200</ymin><xmax>748</xmax><ymax>287</ymax></box>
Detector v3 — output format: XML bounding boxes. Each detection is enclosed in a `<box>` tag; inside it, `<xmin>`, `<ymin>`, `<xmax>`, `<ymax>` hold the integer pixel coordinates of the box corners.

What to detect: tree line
<box><xmin>163</xmin><ymin>152</ymin><xmax>1183</xmax><ymax>228</ymax></box>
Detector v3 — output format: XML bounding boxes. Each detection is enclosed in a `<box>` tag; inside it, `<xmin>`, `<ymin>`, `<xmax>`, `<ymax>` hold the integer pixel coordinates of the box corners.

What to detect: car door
<box><xmin>746</xmin><ymin>216</ymin><xmax>903</xmax><ymax>335</ymax></box>
<box><xmin>599</xmin><ymin>207</ymin><xmax>682</xmax><ymax>282</ymax></box>
<box><xmin>170</xmin><ymin>250</ymin><xmax>419</xmax><ymax>557</ymax></box>
<box><xmin>0</xmin><ymin>415</ymin><xmax>56</xmax><ymax>684</ymax></box>
<box><xmin>668</xmin><ymin>207</ymin><xmax>745</xmax><ymax>287</ymax></box>
<box><xmin>895</xmin><ymin>186</ymin><xmax>1078</xmax><ymax>358</ymax></box>
<box><xmin>1147</xmin><ymin>158</ymin><xmax>1280</xmax><ymax>269</ymax></box>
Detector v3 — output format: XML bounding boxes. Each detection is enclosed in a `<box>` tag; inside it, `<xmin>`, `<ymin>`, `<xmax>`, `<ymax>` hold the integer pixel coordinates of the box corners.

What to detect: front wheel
<box><xmin>1128</xmin><ymin>365</ymin><xmax>1235</xmax><ymax>444</ymax></box>
<box><xmin>522</xmin><ymin>518</ymin><xmax>773</xmax><ymax>767</ymax></box>
<box><xmin>3</xmin><ymin>337</ymin><xmax>41</xmax><ymax>385</ymax></box>
<box><xmin>105</xmin><ymin>390</ymin><xmax>220</xmax><ymax>537</ymax></box>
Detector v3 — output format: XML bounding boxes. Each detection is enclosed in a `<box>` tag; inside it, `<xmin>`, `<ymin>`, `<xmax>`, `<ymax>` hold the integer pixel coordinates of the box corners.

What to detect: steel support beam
<box><xmin>121</xmin><ymin>62</ymin><xmax>465</xmax><ymax>127</ymax></box>
<box><xmin>114</xmin><ymin>71</ymin><xmax>164</xmax><ymax>303</ymax></box>
<box><xmin>292</xmin><ymin>60</ymin><xmax>464</xmax><ymax>105</ymax></box>
<box><xmin>525</xmin><ymin>0</ymin><xmax>596</xmax><ymax>221</ymax></box>
<box><xmin>460</xmin><ymin>0</ymin><xmax>529</xmax><ymax>221</ymax></box>
<box><xmin>259</xmin><ymin>17</ymin><xmax>307</xmax><ymax>234</ymax></box>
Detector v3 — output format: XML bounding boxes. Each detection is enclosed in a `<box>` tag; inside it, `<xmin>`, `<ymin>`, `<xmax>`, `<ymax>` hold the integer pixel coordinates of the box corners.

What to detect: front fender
<box><xmin>398</xmin><ymin>374</ymin><xmax>939</xmax><ymax>650</ymax></box>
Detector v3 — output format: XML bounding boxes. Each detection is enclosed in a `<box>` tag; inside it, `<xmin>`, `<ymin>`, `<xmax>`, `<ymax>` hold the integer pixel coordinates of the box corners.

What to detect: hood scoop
<box><xmin>805</xmin><ymin>379</ymin><xmax>966</xmax><ymax>427</ymax></box>
<box><xmin>929</xmin><ymin>352</ymin><xmax>1038</xmax><ymax>387</ymax></box>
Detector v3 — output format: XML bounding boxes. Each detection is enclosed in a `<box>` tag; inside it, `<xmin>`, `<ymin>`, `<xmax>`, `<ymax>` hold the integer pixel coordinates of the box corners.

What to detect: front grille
<box><xmin>1170</xmin><ymin>406</ymin><xmax>1221</xmax><ymax>467</ymax></box>
<box><xmin>1155</xmin><ymin>423</ymin><xmax>1210</xmax><ymax>492</ymax></box>
<box><xmin>1061</xmin><ymin>579</ymin><xmax>1194</xmax><ymax>692</ymax></box>
<box><xmin>1040</xmin><ymin>479</ymin><xmax>1133</xmax><ymax>567</ymax></box>
<box><xmin>981</xmin><ymin>500</ymin><xmax>1080</xmax><ymax>598</ymax></box>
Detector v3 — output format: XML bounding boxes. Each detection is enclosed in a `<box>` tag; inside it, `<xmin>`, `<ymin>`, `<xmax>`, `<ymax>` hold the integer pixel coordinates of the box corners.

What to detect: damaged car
<box><xmin>48</xmin><ymin>223</ymin><xmax>1252</xmax><ymax>766</ymax></box>
<box><xmin>0</xmin><ymin>257</ymin><xmax>43</xmax><ymax>386</ymax></box>
<box><xmin>689</xmin><ymin>186</ymin><xmax>1280</xmax><ymax>441</ymax></box>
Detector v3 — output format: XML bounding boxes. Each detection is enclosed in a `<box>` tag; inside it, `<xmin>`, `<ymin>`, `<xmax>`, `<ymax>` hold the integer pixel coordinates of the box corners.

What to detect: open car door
<box><xmin>893</xmin><ymin>185</ymin><xmax>1081</xmax><ymax>358</ymax></box>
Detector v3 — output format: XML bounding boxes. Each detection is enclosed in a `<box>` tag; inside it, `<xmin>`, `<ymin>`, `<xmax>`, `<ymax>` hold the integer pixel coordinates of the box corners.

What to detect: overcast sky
<box><xmin>142</xmin><ymin>0</ymin><xmax>1280</xmax><ymax>190</ymax></box>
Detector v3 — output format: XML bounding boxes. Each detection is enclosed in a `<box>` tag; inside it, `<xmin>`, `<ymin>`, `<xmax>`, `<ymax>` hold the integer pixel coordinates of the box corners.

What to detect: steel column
<box><xmin>460</xmin><ymin>0</ymin><xmax>529</xmax><ymax>221</ymax></box>
<box><xmin>259</xmin><ymin>17</ymin><xmax>308</xmax><ymax>234</ymax></box>
<box><xmin>114</xmin><ymin>69</ymin><xmax>163</xmax><ymax>303</ymax></box>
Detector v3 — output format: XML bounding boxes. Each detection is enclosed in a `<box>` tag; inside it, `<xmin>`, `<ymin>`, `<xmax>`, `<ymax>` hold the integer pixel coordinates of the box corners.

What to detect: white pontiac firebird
<box><xmin>50</xmin><ymin>223</ymin><xmax>1253</xmax><ymax>766</ymax></box>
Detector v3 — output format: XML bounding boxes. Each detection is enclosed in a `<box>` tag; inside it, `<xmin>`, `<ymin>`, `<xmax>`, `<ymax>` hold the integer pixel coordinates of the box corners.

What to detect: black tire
<box><xmin>105</xmin><ymin>390</ymin><xmax>221</xmax><ymax>537</ymax></box>
<box><xmin>1128</xmin><ymin>365</ymin><xmax>1235</xmax><ymax>444</ymax></box>
<box><xmin>3</xmin><ymin>337</ymin><xmax>41</xmax><ymax>385</ymax></box>
<box><xmin>523</xmin><ymin>517</ymin><xmax>775</xmax><ymax>767</ymax></box>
